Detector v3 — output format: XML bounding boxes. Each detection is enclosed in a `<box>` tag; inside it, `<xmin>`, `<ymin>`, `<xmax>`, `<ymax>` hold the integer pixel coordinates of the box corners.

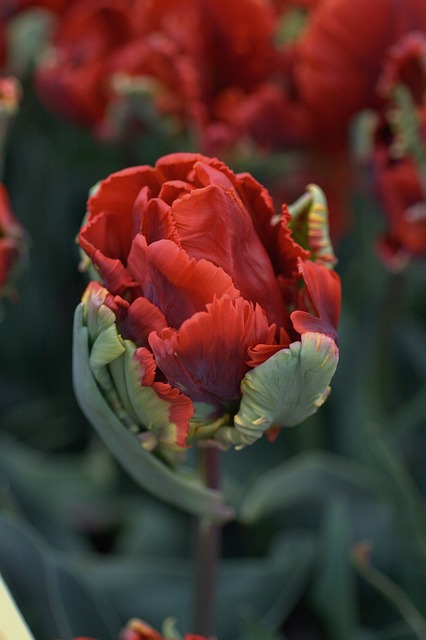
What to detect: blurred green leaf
<box><xmin>0</xmin><ymin>513</ymin><xmax>120</xmax><ymax>640</ymax></box>
<box><xmin>0</xmin><ymin>431</ymin><xmax>118</xmax><ymax>551</ymax></box>
<box><xmin>238</xmin><ymin>450</ymin><xmax>388</xmax><ymax>524</ymax></box>
<box><xmin>80</xmin><ymin>534</ymin><xmax>316</xmax><ymax>640</ymax></box>
<box><xmin>362</xmin><ymin>426</ymin><xmax>426</xmax><ymax>615</ymax></box>
<box><xmin>310</xmin><ymin>499</ymin><xmax>358</xmax><ymax>640</ymax></box>
<box><xmin>238</xmin><ymin>613</ymin><xmax>289</xmax><ymax>640</ymax></box>
<box><xmin>387</xmin><ymin>381</ymin><xmax>426</xmax><ymax>438</ymax></box>
<box><xmin>365</xmin><ymin>428</ymin><xmax>426</xmax><ymax>559</ymax></box>
<box><xmin>395</xmin><ymin>318</ymin><xmax>426</xmax><ymax>379</ymax></box>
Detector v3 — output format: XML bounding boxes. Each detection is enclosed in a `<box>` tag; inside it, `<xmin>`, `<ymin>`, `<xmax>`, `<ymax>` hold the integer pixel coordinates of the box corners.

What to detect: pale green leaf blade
<box><xmin>72</xmin><ymin>304</ymin><xmax>234</xmax><ymax>523</ymax></box>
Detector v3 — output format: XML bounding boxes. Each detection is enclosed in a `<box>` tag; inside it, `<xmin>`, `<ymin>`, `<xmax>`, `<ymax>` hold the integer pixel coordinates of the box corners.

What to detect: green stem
<box><xmin>193</xmin><ymin>446</ymin><xmax>222</xmax><ymax>636</ymax></box>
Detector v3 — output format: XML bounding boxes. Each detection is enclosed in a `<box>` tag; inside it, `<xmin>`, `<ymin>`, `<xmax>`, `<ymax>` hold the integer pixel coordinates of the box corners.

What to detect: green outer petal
<box><xmin>231</xmin><ymin>332</ymin><xmax>338</xmax><ymax>447</ymax></box>
<box><xmin>72</xmin><ymin>303</ymin><xmax>235</xmax><ymax>523</ymax></box>
<box><xmin>90</xmin><ymin>324</ymin><xmax>126</xmax><ymax>372</ymax></box>
<box><xmin>123</xmin><ymin>341</ymin><xmax>186</xmax><ymax>447</ymax></box>
<box><xmin>108</xmin><ymin>353</ymin><xmax>141</xmax><ymax>427</ymax></box>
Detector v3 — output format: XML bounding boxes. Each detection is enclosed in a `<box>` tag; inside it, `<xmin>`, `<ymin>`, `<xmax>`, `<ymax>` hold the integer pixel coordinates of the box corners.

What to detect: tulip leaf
<box><xmin>309</xmin><ymin>499</ymin><xmax>358</xmax><ymax>640</ymax></box>
<box><xmin>72</xmin><ymin>304</ymin><xmax>234</xmax><ymax>523</ymax></box>
<box><xmin>238</xmin><ymin>450</ymin><xmax>387</xmax><ymax>524</ymax></box>
<box><xmin>80</xmin><ymin>534</ymin><xmax>315</xmax><ymax>640</ymax></box>
<box><xmin>233</xmin><ymin>332</ymin><xmax>339</xmax><ymax>446</ymax></box>
<box><xmin>0</xmin><ymin>513</ymin><xmax>118</xmax><ymax>640</ymax></box>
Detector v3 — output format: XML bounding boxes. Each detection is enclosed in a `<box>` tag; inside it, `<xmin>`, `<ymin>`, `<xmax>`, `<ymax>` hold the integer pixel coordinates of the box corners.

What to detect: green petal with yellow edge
<box><xmin>288</xmin><ymin>184</ymin><xmax>337</xmax><ymax>268</ymax></box>
<box><xmin>122</xmin><ymin>340</ymin><xmax>190</xmax><ymax>449</ymax></box>
<box><xmin>73</xmin><ymin>303</ymin><xmax>234</xmax><ymax>522</ymax></box>
<box><xmin>89</xmin><ymin>323</ymin><xmax>126</xmax><ymax>372</ymax></box>
<box><xmin>217</xmin><ymin>332</ymin><xmax>338</xmax><ymax>449</ymax></box>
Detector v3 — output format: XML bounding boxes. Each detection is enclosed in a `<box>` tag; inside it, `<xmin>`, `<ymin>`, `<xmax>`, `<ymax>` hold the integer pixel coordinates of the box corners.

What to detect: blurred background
<box><xmin>1</xmin><ymin>1</ymin><xmax>426</xmax><ymax>639</ymax></box>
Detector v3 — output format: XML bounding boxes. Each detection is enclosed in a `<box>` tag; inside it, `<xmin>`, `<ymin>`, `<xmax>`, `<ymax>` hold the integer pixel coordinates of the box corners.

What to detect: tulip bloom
<box><xmin>74</xmin><ymin>153</ymin><xmax>340</xmax><ymax>460</ymax></box>
<box><xmin>374</xmin><ymin>142</ymin><xmax>426</xmax><ymax>268</ymax></box>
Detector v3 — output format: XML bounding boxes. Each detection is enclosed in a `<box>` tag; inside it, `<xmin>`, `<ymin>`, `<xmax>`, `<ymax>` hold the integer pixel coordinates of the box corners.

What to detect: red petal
<box><xmin>134</xmin><ymin>346</ymin><xmax>157</xmax><ymax>386</ymax></box>
<box><xmin>87</xmin><ymin>165</ymin><xmax>162</xmax><ymax>222</ymax></box>
<box><xmin>79</xmin><ymin>220</ymin><xmax>140</xmax><ymax>297</ymax></box>
<box><xmin>80</xmin><ymin>210</ymin><xmax>134</xmax><ymax>266</ymax></box>
<box><xmin>170</xmin><ymin>174</ymin><xmax>286</xmax><ymax>326</ymax></box>
<box><xmin>290</xmin><ymin>259</ymin><xmax>341</xmax><ymax>341</ymax></box>
<box><xmin>149</xmin><ymin>295</ymin><xmax>273</xmax><ymax>415</ymax></box>
<box><xmin>158</xmin><ymin>179</ymin><xmax>196</xmax><ymax>204</ymax></box>
<box><xmin>155</xmin><ymin>152</ymin><xmax>209</xmax><ymax>182</ymax></box>
<box><xmin>247</xmin><ymin>326</ymin><xmax>290</xmax><ymax>367</ymax></box>
<box><xmin>235</xmin><ymin>173</ymin><xmax>310</xmax><ymax>276</ymax></box>
<box><xmin>140</xmin><ymin>197</ymin><xmax>181</xmax><ymax>245</ymax></box>
<box><xmin>129</xmin><ymin>237</ymin><xmax>239</xmax><ymax>327</ymax></box>
<box><xmin>127</xmin><ymin>233</ymin><xmax>149</xmax><ymax>291</ymax></box>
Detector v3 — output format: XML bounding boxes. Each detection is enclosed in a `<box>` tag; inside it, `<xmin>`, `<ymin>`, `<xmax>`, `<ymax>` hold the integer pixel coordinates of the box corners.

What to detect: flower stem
<box><xmin>193</xmin><ymin>446</ymin><xmax>222</xmax><ymax>636</ymax></box>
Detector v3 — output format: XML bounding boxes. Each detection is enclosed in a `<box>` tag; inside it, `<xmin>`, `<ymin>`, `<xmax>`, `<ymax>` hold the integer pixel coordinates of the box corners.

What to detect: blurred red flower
<box><xmin>373</xmin><ymin>33</ymin><xmax>426</xmax><ymax>269</ymax></box>
<box><xmin>374</xmin><ymin>141</ymin><xmax>426</xmax><ymax>269</ymax></box>
<box><xmin>293</xmin><ymin>0</ymin><xmax>426</xmax><ymax>148</ymax></box>
<box><xmin>35</xmin><ymin>0</ymin><xmax>135</xmax><ymax>127</ymax></box>
<box><xmin>35</xmin><ymin>0</ymin><xmax>278</xmax><ymax>138</ymax></box>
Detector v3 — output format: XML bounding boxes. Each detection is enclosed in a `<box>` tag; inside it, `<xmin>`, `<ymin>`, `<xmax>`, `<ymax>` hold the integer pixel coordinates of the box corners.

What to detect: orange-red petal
<box><xmin>149</xmin><ymin>295</ymin><xmax>273</xmax><ymax>415</ymax></box>
<box><xmin>128</xmin><ymin>237</ymin><xmax>239</xmax><ymax>327</ymax></box>
<box><xmin>290</xmin><ymin>258</ymin><xmax>340</xmax><ymax>341</ymax></box>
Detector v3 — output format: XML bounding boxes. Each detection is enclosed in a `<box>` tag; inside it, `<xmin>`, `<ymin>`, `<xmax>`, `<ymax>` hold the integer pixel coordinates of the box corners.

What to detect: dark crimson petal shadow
<box><xmin>119</xmin><ymin>297</ymin><xmax>168</xmax><ymax>347</ymax></box>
